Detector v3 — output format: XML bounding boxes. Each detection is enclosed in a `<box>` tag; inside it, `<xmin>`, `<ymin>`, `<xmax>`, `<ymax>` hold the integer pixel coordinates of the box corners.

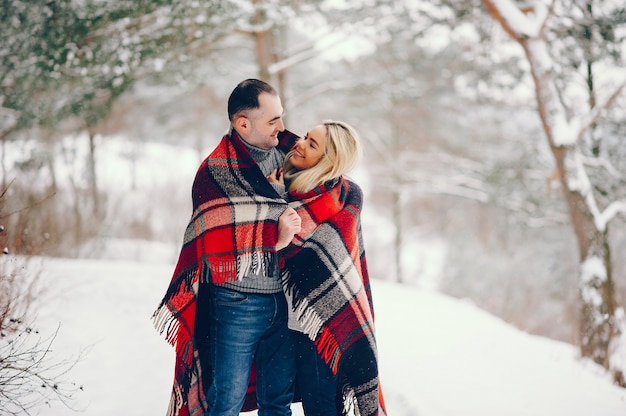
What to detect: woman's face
<box><xmin>290</xmin><ymin>124</ymin><xmax>327</xmax><ymax>170</ymax></box>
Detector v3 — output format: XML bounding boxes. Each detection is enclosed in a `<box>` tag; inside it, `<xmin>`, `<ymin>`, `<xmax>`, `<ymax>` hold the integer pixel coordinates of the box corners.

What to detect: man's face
<box><xmin>240</xmin><ymin>92</ymin><xmax>285</xmax><ymax>150</ymax></box>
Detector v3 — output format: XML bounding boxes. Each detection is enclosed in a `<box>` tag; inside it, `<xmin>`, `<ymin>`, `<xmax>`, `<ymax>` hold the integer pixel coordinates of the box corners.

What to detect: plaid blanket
<box><xmin>280</xmin><ymin>177</ymin><xmax>387</xmax><ymax>416</ymax></box>
<box><xmin>153</xmin><ymin>129</ymin><xmax>298</xmax><ymax>416</ymax></box>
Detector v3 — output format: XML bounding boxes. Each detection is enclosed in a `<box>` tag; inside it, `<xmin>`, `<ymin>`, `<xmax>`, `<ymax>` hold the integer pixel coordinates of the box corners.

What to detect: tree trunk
<box><xmin>392</xmin><ymin>187</ymin><xmax>403</xmax><ymax>283</ymax></box>
<box><xmin>1</xmin><ymin>135</ymin><xmax>6</xmax><ymax>191</ymax></box>
<box><xmin>530</xmin><ymin>39</ymin><xmax>624</xmax><ymax>385</ymax></box>
<box><xmin>526</xmin><ymin>42</ymin><xmax>622</xmax><ymax>381</ymax></box>
<box><xmin>578</xmin><ymin>229</ymin><xmax>617</xmax><ymax>364</ymax></box>
<box><xmin>252</xmin><ymin>0</ymin><xmax>271</xmax><ymax>82</ymax></box>
<box><xmin>87</xmin><ymin>128</ymin><xmax>100</xmax><ymax>217</ymax></box>
<box><xmin>41</xmin><ymin>128</ymin><xmax>57</xmax><ymax>193</ymax></box>
<box><xmin>482</xmin><ymin>0</ymin><xmax>625</xmax><ymax>383</ymax></box>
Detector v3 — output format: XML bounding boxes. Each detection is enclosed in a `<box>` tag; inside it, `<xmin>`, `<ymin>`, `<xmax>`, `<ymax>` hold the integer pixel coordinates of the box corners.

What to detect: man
<box><xmin>154</xmin><ymin>79</ymin><xmax>301</xmax><ymax>416</ymax></box>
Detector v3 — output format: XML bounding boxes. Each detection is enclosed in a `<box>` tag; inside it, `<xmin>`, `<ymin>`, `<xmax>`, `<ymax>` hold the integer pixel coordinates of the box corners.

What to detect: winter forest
<box><xmin>1</xmin><ymin>0</ymin><xmax>626</xmax><ymax>415</ymax></box>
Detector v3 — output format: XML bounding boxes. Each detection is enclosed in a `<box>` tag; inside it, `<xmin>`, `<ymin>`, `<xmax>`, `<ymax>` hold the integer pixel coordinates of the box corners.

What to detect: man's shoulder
<box><xmin>203</xmin><ymin>134</ymin><xmax>231</xmax><ymax>160</ymax></box>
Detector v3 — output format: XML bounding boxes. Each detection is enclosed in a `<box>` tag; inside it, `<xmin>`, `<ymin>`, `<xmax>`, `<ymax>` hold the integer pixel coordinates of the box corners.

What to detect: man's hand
<box><xmin>276</xmin><ymin>207</ymin><xmax>301</xmax><ymax>250</ymax></box>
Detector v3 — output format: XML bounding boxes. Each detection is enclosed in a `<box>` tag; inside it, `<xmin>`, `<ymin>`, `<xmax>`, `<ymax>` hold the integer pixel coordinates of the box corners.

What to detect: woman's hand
<box><xmin>276</xmin><ymin>207</ymin><xmax>301</xmax><ymax>250</ymax></box>
<box><xmin>267</xmin><ymin>168</ymin><xmax>284</xmax><ymax>185</ymax></box>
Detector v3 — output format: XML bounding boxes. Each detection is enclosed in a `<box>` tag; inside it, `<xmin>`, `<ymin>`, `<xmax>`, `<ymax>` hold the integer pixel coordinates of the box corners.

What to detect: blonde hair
<box><xmin>287</xmin><ymin>120</ymin><xmax>362</xmax><ymax>193</ymax></box>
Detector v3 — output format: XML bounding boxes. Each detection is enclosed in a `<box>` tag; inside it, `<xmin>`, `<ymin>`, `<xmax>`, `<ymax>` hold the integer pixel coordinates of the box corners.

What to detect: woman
<box><xmin>268</xmin><ymin>121</ymin><xmax>386</xmax><ymax>416</ymax></box>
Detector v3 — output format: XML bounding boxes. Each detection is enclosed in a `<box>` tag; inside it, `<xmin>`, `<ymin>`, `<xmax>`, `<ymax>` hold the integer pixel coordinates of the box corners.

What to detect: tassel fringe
<box><xmin>315</xmin><ymin>328</ymin><xmax>341</xmax><ymax>374</ymax></box>
<box><xmin>210</xmin><ymin>252</ymin><xmax>276</xmax><ymax>283</ymax></box>
<box><xmin>343</xmin><ymin>387</ymin><xmax>359</xmax><ymax>416</ymax></box>
<box><xmin>293</xmin><ymin>297</ymin><xmax>324</xmax><ymax>338</ymax></box>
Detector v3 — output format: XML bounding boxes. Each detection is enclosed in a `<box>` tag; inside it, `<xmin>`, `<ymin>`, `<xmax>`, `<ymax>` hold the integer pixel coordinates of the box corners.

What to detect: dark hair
<box><xmin>227</xmin><ymin>79</ymin><xmax>277</xmax><ymax>121</ymax></box>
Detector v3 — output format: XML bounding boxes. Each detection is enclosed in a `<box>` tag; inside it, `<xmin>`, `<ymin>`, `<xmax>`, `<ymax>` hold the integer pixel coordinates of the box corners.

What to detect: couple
<box><xmin>153</xmin><ymin>79</ymin><xmax>386</xmax><ymax>416</ymax></box>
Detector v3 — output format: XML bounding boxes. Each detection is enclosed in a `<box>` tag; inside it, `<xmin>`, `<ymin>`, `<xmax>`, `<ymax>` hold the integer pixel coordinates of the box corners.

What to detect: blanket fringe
<box><xmin>293</xmin><ymin>298</ymin><xmax>324</xmax><ymax>339</ymax></box>
<box><xmin>283</xmin><ymin>271</ymin><xmax>326</xmax><ymax>340</ymax></box>
<box><xmin>152</xmin><ymin>266</ymin><xmax>202</xmax><ymax>342</ymax></box>
<box><xmin>315</xmin><ymin>328</ymin><xmax>341</xmax><ymax>374</ymax></box>
<box><xmin>210</xmin><ymin>252</ymin><xmax>276</xmax><ymax>283</ymax></box>
<box><xmin>343</xmin><ymin>387</ymin><xmax>359</xmax><ymax>416</ymax></box>
<box><xmin>167</xmin><ymin>384</ymin><xmax>184</xmax><ymax>416</ymax></box>
<box><xmin>153</xmin><ymin>305</ymin><xmax>178</xmax><ymax>343</ymax></box>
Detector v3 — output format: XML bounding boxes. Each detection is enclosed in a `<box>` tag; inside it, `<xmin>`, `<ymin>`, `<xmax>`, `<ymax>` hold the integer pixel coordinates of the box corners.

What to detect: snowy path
<box><xmin>27</xmin><ymin>257</ymin><xmax>626</xmax><ymax>415</ymax></box>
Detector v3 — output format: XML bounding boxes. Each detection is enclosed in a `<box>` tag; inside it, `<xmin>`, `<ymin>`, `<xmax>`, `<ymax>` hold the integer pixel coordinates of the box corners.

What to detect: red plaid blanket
<box><xmin>280</xmin><ymin>177</ymin><xmax>387</xmax><ymax>416</ymax></box>
<box><xmin>153</xmin><ymin>129</ymin><xmax>298</xmax><ymax>416</ymax></box>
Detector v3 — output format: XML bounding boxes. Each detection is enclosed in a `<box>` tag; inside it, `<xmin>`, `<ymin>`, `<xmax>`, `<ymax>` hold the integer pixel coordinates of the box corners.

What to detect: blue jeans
<box><xmin>293</xmin><ymin>331</ymin><xmax>339</xmax><ymax>416</ymax></box>
<box><xmin>205</xmin><ymin>286</ymin><xmax>295</xmax><ymax>416</ymax></box>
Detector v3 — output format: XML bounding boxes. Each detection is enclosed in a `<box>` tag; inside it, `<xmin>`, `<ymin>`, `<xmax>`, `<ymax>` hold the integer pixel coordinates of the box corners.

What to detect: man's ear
<box><xmin>234</xmin><ymin>115</ymin><xmax>248</xmax><ymax>133</ymax></box>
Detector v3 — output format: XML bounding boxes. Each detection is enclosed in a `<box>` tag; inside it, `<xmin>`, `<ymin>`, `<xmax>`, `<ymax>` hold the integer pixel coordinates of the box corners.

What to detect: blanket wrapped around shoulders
<box><xmin>153</xmin><ymin>129</ymin><xmax>298</xmax><ymax>416</ymax></box>
<box><xmin>280</xmin><ymin>176</ymin><xmax>387</xmax><ymax>416</ymax></box>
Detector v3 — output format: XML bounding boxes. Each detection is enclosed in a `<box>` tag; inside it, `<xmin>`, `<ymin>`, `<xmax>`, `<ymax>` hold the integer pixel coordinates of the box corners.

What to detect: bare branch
<box><xmin>0</xmin><ymin>323</ymin><xmax>87</xmax><ymax>415</ymax></box>
<box><xmin>0</xmin><ymin>178</ymin><xmax>15</xmax><ymax>200</ymax></box>
<box><xmin>0</xmin><ymin>190</ymin><xmax>56</xmax><ymax>221</ymax></box>
<box><xmin>1</xmin><ymin>189</ymin><xmax>84</xmax><ymax>414</ymax></box>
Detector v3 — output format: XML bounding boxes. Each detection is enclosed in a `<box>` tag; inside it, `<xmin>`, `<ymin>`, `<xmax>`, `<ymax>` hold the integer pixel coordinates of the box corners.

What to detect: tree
<box><xmin>0</xmin><ymin>183</ymin><xmax>84</xmax><ymax>414</ymax></box>
<box><xmin>481</xmin><ymin>0</ymin><xmax>626</xmax><ymax>385</ymax></box>
<box><xmin>1</xmin><ymin>0</ymin><xmax>243</xmax><ymax>216</ymax></box>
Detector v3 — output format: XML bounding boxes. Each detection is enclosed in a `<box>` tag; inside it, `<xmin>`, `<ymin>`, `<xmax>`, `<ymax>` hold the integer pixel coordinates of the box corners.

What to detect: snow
<box><xmin>488</xmin><ymin>0</ymin><xmax>548</xmax><ymax>39</ymax></box>
<box><xmin>26</xmin><ymin>250</ymin><xmax>626</xmax><ymax>416</ymax></box>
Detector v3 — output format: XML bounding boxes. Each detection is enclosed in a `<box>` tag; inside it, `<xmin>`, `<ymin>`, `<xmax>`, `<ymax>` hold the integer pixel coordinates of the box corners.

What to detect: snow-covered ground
<box><xmin>26</xmin><ymin>249</ymin><xmax>626</xmax><ymax>416</ymax></box>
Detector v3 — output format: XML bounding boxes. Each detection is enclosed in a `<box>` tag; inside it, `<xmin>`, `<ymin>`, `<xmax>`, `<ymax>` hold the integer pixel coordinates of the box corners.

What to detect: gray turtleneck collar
<box><xmin>239</xmin><ymin>135</ymin><xmax>285</xmax><ymax>177</ymax></box>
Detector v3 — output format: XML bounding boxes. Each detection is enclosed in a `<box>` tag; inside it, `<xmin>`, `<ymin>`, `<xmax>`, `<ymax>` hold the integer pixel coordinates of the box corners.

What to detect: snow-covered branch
<box><xmin>482</xmin><ymin>0</ymin><xmax>552</xmax><ymax>40</ymax></box>
<box><xmin>287</xmin><ymin>80</ymin><xmax>354</xmax><ymax>109</ymax></box>
<box><xmin>268</xmin><ymin>46</ymin><xmax>320</xmax><ymax>75</ymax></box>
<box><xmin>581</xmin><ymin>155</ymin><xmax>621</xmax><ymax>179</ymax></box>
<box><xmin>576</xmin><ymin>79</ymin><xmax>626</xmax><ymax>144</ymax></box>
<box><xmin>269</xmin><ymin>32</ymin><xmax>351</xmax><ymax>75</ymax></box>
<box><xmin>597</xmin><ymin>201</ymin><xmax>626</xmax><ymax>230</ymax></box>
<box><xmin>233</xmin><ymin>19</ymin><xmax>275</xmax><ymax>35</ymax></box>
<box><xmin>572</xmin><ymin>151</ymin><xmax>625</xmax><ymax>232</ymax></box>
<box><xmin>86</xmin><ymin>6</ymin><xmax>172</xmax><ymax>43</ymax></box>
